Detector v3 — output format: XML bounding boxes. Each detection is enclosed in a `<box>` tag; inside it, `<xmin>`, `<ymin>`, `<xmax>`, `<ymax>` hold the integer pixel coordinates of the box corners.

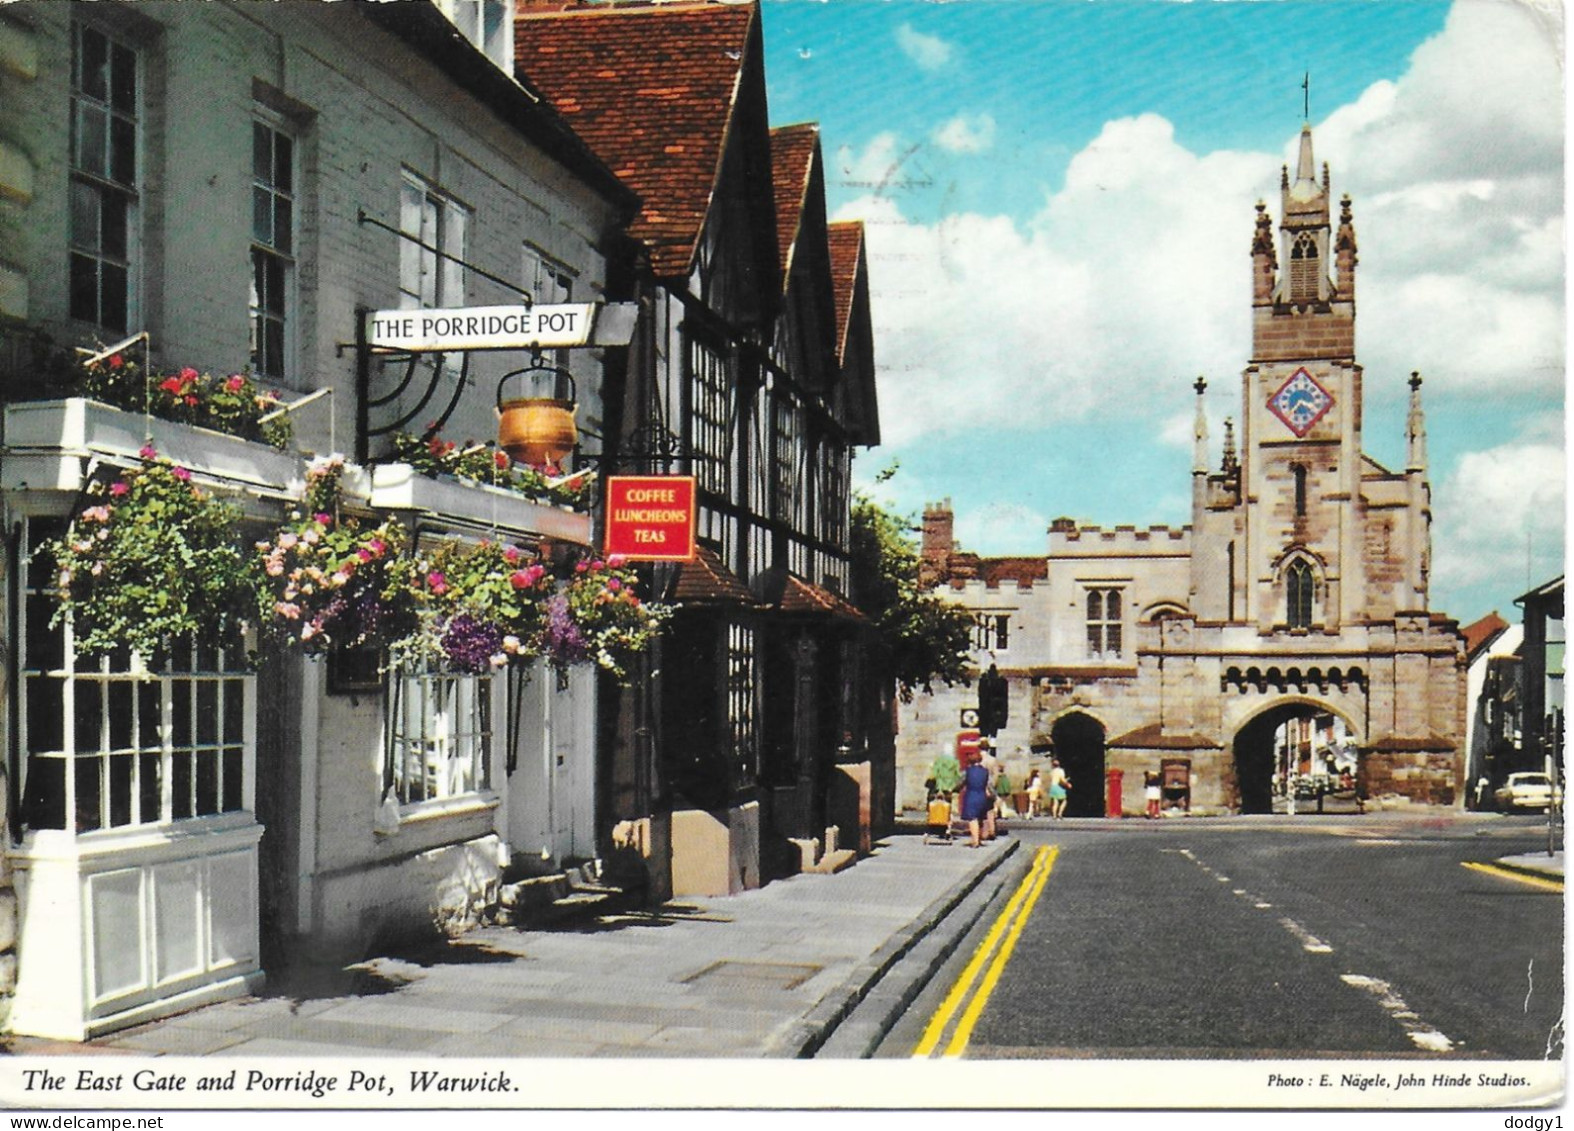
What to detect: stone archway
<box><xmin>1050</xmin><ymin>712</ymin><xmax>1106</xmax><ymax>818</ymax></box>
<box><xmin>1231</xmin><ymin>699</ymin><xmax>1361</xmax><ymax>814</ymax></box>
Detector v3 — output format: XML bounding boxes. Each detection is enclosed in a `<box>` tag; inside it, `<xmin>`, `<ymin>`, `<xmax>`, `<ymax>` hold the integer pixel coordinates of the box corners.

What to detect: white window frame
<box><xmin>1085</xmin><ymin>587</ymin><xmax>1124</xmax><ymax>660</ymax></box>
<box><xmin>249</xmin><ymin>111</ymin><xmax>297</xmax><ymax>383</ymax></box>
<box><xmin>69</xmin><ymin>19</ymin><xmax>140</xmax><ymax>334</ymax></box>
<box><xmin>975</xmin><ymin>613</ymin><xmax>1010</xmax><ymax>653</ymax></box>
<box><xmin>433</xmin><ymin>0</ymin><xmax>513</xmax><ymax>69</ymax></box>
<box><xmin>385</xmin><ymin>669</ymin><xmax>494</xmax><ymax>809</ymax></box>
<box><xmin>18</xmin><ymin>516</ymin><xmax>255</xmax><ymax>837</ymax></box>
<box><xmin>399</xmin><ymin>172</ymin><xmax>470</xmax><ymax>311</ymax></box>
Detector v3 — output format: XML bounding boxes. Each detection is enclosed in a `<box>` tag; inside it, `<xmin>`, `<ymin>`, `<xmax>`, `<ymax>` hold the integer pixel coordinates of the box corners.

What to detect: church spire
<box><xmin>1192</xmin><ymin>376</ymin><xmax>1209</xmax><ymax>473</ymax></box>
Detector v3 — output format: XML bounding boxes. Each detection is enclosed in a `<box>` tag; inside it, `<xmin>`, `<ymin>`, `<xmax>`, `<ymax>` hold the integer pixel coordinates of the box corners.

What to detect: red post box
<box><xmin>1105</xmin><ymin>768</ymin><xmax>1123</xmax><ymax>818</ymax></box>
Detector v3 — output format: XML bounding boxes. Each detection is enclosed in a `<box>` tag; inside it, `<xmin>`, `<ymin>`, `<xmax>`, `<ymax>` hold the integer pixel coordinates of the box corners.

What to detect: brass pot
<box><xmin>497</xmin><ymin>364</ymin><xmax>577</xmax><ymax>467</ymax></box>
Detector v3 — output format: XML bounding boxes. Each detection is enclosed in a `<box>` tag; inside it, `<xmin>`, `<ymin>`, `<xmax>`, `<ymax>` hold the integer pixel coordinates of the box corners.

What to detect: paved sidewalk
<box><xmin>12</xmin><ymin>833</ymin><xmax>1018</xmax><ymax>1060</ymax></box>
<box><xmin>1494</xmin><ymin>850</ymin><xmax>1564</xmax><ymax>880</ymax></box>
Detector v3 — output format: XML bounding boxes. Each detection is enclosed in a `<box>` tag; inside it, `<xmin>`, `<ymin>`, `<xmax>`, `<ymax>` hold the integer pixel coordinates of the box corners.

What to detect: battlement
<box><xmin>1048</xmin><ymin>524</ymin><xmax>1192</xmax><ymax>556</ymax></box>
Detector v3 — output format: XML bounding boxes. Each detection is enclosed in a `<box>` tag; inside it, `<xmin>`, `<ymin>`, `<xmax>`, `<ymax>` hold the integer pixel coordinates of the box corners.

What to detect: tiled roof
<box><xmin>669</xmin><ymin>545</ymin><xmax>758</xmax><ymax>606</ymax></box>
<box><xmin>515</xmin><ymin>1</ymin><xmax>758</xmax><ymax>278</ymax></box>
<box><xmin>769</xmin><ymin>124</ymin><xmax>819</xmax><ymax>287</ymax></box>
<box><xmin>1461</xmin><ymin>611</ymin><xmax>1510</xmax><ymax>661</ymax></box>
<box><xmin>826</xmin><ymin>221</ymin><xmax>863</xmax><ymax>362</ymax></box>
<box><xmin>755</xmin><ymin>569</ymin><xmax>867</xmax><ymax>623</ymax></box>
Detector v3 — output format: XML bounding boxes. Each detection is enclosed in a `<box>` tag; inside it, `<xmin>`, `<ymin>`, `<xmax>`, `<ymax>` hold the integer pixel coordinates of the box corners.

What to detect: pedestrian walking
<box><xmin>1144</xmin><ymin>770</ymin><xmax>1162</xmax><ymax>819</ymax></box>
<box><xmin>1026</xmin><ymin>769</ymin><xmax>1044</xmax><ymax>818</ymax></box>
<box><xmin>959</xmin><ymin>751</ymin><xmax>993</xmax><ymax>848</ymax></box>
<box><xmin>1048</xmin><ymin>758</ymin><xmax>1070</xmax><ymax>819</ymax></box>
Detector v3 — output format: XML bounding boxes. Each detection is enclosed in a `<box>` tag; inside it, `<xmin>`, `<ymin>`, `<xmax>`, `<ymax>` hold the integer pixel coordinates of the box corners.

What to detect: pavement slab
<box><xmin>11</xmin><ymin>834</ymin><xmax>1015</xmax><ymax>1060</ymax></box>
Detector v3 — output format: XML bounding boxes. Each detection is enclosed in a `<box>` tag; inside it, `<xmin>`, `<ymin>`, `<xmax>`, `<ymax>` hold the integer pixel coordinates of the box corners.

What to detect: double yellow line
<box><xmin>913</xmin><ymin>844</ymin><xmax>1060</xmax><ymax>1059</ymax></box>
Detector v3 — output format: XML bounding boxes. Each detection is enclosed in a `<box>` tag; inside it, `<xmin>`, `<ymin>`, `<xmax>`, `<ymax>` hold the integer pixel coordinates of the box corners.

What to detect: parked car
<box><xmin>1493</xmin><ymin>772</ymin><xmax>1560</xmax><ymax>812</ymax></box>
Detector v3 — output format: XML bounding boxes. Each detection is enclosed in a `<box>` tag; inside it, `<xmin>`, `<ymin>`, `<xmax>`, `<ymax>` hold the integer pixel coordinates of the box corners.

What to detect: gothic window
<box><xmin>1289</xmin><ymin>232</ymin><xmax>1319</xmax><ymax>303</ymax></box>
<box><xmin>1286</xmin><ymin>559</ymin><xmax>1315</xmax><ymax>629</ymax></box>
<box><xmin>70</xmin><ymin>20</ymin><xmax>139</xmax><ymax>332</ymax></box>
<box><xmin>974</xmin><ymin>614</ymin><xmax>1010</xmax><ymax>652</ymax></box>
<box><xmin>1085</xmin><ymin>588</ymin><xmax>1123</xmax><ymax>660</ymax></box>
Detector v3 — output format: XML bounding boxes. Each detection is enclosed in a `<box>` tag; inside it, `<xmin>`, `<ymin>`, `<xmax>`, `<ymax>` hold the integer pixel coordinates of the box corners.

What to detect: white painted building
<box><xmin>0</xmin><ymin>0</ymin><xmax>634</xmax><ymax>1038</ymax></box>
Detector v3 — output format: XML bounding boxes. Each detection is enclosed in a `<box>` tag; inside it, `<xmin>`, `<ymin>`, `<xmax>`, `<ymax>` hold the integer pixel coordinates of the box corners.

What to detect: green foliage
<box><xmin>548</xmin><ymin>556</ymin><xmax>673</xmax><ymax>681</ymax></box>
<box><xmin>82</xmin><ymin>356</ymin><xmax>291</xmax><ymax>449</ymax></box>
<box><xmin>253</xmin><ymin>457</ymin><xmax>414</xmax><ymax>656</ymax></box>
<box><xmin>46</xmin><ymin>449</ymin><xmax>256</xmax><ymax>660</ymax></box>
<box><xmin>391</xmin><ymin>432</ymin><xmax>592</xmax><ymax>509</ymax></box>
<box><xmin>849</xmin><ymin>492</ymin><xmax>974</xmax><ymax>702</ymax></box>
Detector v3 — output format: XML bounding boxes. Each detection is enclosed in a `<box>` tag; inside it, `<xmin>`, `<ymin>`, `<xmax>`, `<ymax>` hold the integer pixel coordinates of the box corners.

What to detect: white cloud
<box><xmin>895</xmin><ymin>23</ymin><xmax>952</xmax><ymax>71</ymax></box>
<box><xmin>1432</xmin><ymin>438</ymin><xmax>1565</xmax><ymax>595</ymax></box>
<box><xmin>839</xmin><ymin>0</ymin><xmax>1562</xmax><ymax>460</ymax></box>
<box><xmin>934</xmin><ymin>113</ymin><xmax>996</xmax><ymax>154</ymax></box>
<box><xmin>955</xmin><ymin>502</ymin><xmax>1050</xmax><ymax>556</ymax></box>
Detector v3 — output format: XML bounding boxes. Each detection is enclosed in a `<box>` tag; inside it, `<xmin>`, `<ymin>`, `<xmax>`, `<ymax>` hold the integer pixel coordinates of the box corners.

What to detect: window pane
<box><xmin>274</xmin><ymin>132</ymin><xmax>293</xmax><ymax>191</ymax></box>
<box><xmin>101</xmin><ymin>264</ymin><xmax>128</xmax><ymax>333</ymax></box>
<box><xmin>138</xmin><ymin>681</ymin><xmax>160</xmax><ymax>747</ymax></box>
<box><xmin>80</xmin><ymin>27</ymin><xmax>108</xmax><ymax>102</ymax></box>
<box><xmin>108</xmin><ymin>681</ymin><xmax>133</xmax><ymax>750</ymax></box>
<box><xmin>109</xmin><ymin>42</ymin><xmax>136</xmax><ymax>112</ymax></box>
<box><xmin>222</xmin><ymin>748</ymin><xmax>243</xmax><ymax>812</ymax></box>
<box><xmin>171</xmin><ymin>752</ymin><xmax>192</xmax><ymax>819</ymax></box>
<box><xmin>69</xmin><ymin>255</ymin><xmax>98</xmax><ymax>323</ymax></box>
<box><xmin>75</xmin><ymin>757</ymin><xmax>102</xmax><ymax>832</ymax></box>
<box><xmin>253</xmin><ymin>122</ymin><xmax>271</xmax><ymax>183</ymax></box>
<box><xmin>274</xmin><ymin>196</ymin><xmax>292</xmax><ymax>254</ymax></box>
<box><xmin>71</xmin><ymin>181</ymin><xmax>100</xmax><ymax>250</ymax></box>
<box><xmin>1108</xmin><ymin>591</ymin><xmax>1121</xmax><ymax>619</ymax></box>
<box><xmin>172</xmin><ymin>681</ymin><xmax>191</xmax><ymax>747</ymax></box>
<box><xmin>110</xmin><ymin>116</ymin><xmax>135</xmax><ymax>185</ymax></box>
<box><xmin>253</xmin><ymin>185</ymin><xmax>272</xmax><ymax>244</ymax></box>
<box><xmin>224</xmin><ymin>681</ymin><xmax>244</xmax><ymax>743</ymax></box>
<box><xmin>27</xmin><ymin>676</ymin><xmax>64</xmax><ymax>753</ymax></box>
<box><xmin>78</xmin><ymin>105</ymin><xmax>107</xmax><ymax>178</ymax></box>
<box><xmin>196</xmin><ymin>750</ymin><xmax>218</xmax><ymax>816</ymax></box>
<box><xmin>101</xmin><ymin>193</ymin><xmax>127</xmax><ymax>258</ymax></box>
<box><xmin>109</xmin><ymin>754</ymin><xmax>132</xmax><ymax>826</ymax></box>
<box><xmin>23</xmin><ymin>756</ymin><xmax>66</xmax><ymax>830</ymax></box>
<box><xmin>138</xmin><ymin>752</ymin><xmax>161</xmax><ymax>823</ymax></box>
<box><xmin>74</xmin><ymin>681</ymin><xmax>103</xmax><ymax>752</ymax></box>
<box><xmin>196</xmin><ymin>681</ymin><xmax>218</xmax><ymax>745</ymax></box>
<box><xmin>1086</xmin><ymin>591</ymin><xmax>1101</xmax><ymax>620</ymax></box>
<box><xmin>26</xmin><ymin>595</ymin><xmax>63</xmax><ymax>672</ymax></box>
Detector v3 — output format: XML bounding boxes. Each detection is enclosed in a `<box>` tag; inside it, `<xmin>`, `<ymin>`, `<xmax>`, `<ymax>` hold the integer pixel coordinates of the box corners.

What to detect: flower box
<box><xmin>2</xmin><ymin>398</ymin><xmax>301</xmax><ymax>493</ymax></box>
<box><xmin>364</xmin><ymin>462</ymin><xmax>592</xmax><ymax>546</ymax></box>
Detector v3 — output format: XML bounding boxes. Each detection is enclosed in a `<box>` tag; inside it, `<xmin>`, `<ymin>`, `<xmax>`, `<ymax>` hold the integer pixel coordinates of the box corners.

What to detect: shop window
<box><xmin>1086</xmin><ymin>588</ymin><xmax>1123</xmax><ymax>660</ymax></box>
<box><xmin>69</xmin><ymin>20</ymin><xmax>139</xmax><ymax>332</ymax></box>
<box><xmin>385</xmin><ymin>670</ymin><xmax>492</xmax><ymax>806</ymax></box>
<box><xmin>250</xmin><ymin>115</ymin><xmax>295</xmax><ymax>382</ymax></box>
<box><xmin>20</xmin><ymin>518</ymin><xmax>251</xmax><ymax>834</ymax></box>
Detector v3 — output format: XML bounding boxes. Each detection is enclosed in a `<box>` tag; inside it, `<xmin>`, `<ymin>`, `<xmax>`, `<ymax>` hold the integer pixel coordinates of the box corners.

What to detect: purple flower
<box><xmin>441</xmin><ymin>613</ymin><xmax>505</xmax><ymax>674</ymax></box>
<box><xmin>543</xmin><ymin>593</ymin><xmax>588</xmax><ymax>667</ymax></box>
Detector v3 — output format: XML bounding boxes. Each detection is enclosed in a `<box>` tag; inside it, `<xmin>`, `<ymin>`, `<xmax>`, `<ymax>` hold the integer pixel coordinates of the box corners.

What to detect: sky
<box><xmin>758</xmin><ymin>0</ymin><xmax>1565</xmax><ymax>628</ymax></box>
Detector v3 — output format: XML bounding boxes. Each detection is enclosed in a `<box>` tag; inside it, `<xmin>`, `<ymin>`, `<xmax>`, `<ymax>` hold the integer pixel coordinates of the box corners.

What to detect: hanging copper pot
<box><xmin>497</xmin><ymin>362</ymin><xmax>577</xmax><ymax>468</ymax></box>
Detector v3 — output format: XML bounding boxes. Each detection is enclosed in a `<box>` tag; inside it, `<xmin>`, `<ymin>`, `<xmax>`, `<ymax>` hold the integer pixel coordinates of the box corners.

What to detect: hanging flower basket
<box><xmin>80</xmin><ymin>353</ymin><xmax>292</xmax><ymax>449</ymax></box>
<box><xmin>254</xmin><ymin>456</ymin><xmax>414</xmax><ymax>656</ymax></box>
<box><xmin>44</xmin><ymin>446</ymin><xmax>257</xmax><ymax>660</ymax></box>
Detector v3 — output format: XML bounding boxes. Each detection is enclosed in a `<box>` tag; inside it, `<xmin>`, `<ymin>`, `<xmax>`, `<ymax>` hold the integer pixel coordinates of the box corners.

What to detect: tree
<box><xmin>849</xmin><ymin>491</ymin><xmax>974</xmax><ymax>702</ymax></box>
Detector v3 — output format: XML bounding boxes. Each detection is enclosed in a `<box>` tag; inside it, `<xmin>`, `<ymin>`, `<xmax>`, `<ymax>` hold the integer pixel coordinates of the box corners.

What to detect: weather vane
<box><xmin>1302</xmin><ymin>72</ymin><xmax>1310</xmax><ymax>121</ymax></box>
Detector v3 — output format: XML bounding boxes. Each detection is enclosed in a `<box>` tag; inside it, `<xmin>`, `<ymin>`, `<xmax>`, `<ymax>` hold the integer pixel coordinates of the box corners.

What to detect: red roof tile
<box><xmin>669</xmin><ymin>544</ymin><xmax>757</xmax><ymax>606</ymax></box>
<box><xmin>769</xmin><ymin>124</ymin><xmax>819</xmax><ymax>285</ymax></box>
<box><xmin>515</xmin><ymin>1</ymin><xmax>759</xmax><ymax>278</ymax></box>
<box><xmin>1461</xmin><ymin>611</ymin><xmax>1510</xmax><ymax>661</ymax></box>
<box><xmin>757</xmin><ymin>570</ymin><xmax>867</xmax><ymax>623</ymax></box>
<box><xmin>826</xmin><ymin>221</ymin><xmax>863</xmax><ymax>362</ymax></box>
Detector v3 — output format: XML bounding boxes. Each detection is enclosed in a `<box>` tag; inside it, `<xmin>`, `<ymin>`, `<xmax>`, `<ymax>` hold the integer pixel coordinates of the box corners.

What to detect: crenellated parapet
<box><xmin>1049</xmin><ymin>523</ymin><xmax>1192</xmax><ymax>557</ymax></box>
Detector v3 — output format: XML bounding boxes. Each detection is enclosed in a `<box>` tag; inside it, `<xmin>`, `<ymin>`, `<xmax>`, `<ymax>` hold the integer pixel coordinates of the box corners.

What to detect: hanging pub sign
<box><xmin>604</xmin><ymin>476</ymin><xmax>697</xmax><ymax>561</ymax></box>
<box><xmin>364</xmin><ymin>302</ymin><xmax>638</xmax><ymax>353</ymax></box>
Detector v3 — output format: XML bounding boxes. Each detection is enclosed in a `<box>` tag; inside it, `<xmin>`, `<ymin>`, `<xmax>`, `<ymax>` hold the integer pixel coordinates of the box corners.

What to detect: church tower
<box><xmin>1238</xmin><ymin>124</ymin><xmax>1365</xmax><ymax>632</ymax></box>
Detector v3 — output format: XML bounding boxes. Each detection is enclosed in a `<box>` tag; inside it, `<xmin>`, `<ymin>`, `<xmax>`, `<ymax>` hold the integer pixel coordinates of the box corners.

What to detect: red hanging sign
<box><xmin>604</xmin><ymin>475</ymin><xmax>697</xmax><ymax>561</ymax></box>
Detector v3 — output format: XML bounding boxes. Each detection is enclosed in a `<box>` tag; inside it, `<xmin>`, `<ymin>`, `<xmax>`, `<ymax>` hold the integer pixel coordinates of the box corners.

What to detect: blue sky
<box><xmin>760</xmin><ymin>0</ymin><xmax>1565</xmax><ymax>627</ymax></box>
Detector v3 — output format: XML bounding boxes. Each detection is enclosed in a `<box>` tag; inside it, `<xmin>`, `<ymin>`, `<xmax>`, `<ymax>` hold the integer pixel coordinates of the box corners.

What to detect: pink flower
<box><xmin>278</xmin><ymin>532</ymin><xmax>299</xmax><ymax>550</ymax></box>
<box><xmin>109</xmin><ymin>482</ymin><xmax>129</xmax><ymax>497</ymax></box>
<box><xmin>592</xmin><ymin>560</ymin><xmax>604</xmax><ymax>572</ymax></box>
<box><xmin>80</xmin><ymin>506</ymin><xmax>111</xmax><ymax>523</ymax></box>
<box><xmin>314</xmin><ymin>513</ymin><xmax>333</xmax><ymax>527</ymax></box>
<box><xmin>607</xmin><ymin>555</ymin><xmax>627</xmax><ymax>568</ymax></box>
<box><xmin>139</xmin><ymin>445</ymin><xmax>158</xmax><ymax>460</ymax></box>
<box><xmin>494</xmin><ymin>451</ymin><xmax>510</xmax><ymax>469</ymax></box>
<box><xmin>274</xmin><ymin>601</ymin><xmax>302</xmax><ymax>620</ymax></box>
<box><xmin>574</xmin><ymin>561</ymin><xmax>589</xmax><ymax>574</ymax></box>
<box><xmin>171</xmin><ymin>467</ymin><xmax>192</xmax><ymax>482</ymax></box>
<box><xmin>366</xmin><ymin>538</ymin><xmax>386</xmax><ymax>557</ymax></box>
<box><xmin>108</xmin><ymin>354</ymin><xmax>124</xmax><ymax>370</ymax></box>
<box><xmin>509</xmin><ymin>570</ymin><xmax>532</xmax><ymax>590</ymax></box>
<box><xmin>503</xmin><ymin>546</ymin><xmax>521</xmax><ymax>565</ymax></box>
<box><xmin>607</xmin><ymin>578</ymin><xmax>622</xmax><ymax>592</ymax></box>
<box><xmin>179</xmin><ymin>367</ymin><xmax>199</xmax><ymax>382</ymax></box>
<box><xmin>159</xmin><ymin>376</ymin><xmax>185</xmax><ymax>395</ymax></box>
<box><xmin>427</xmin><ymin>571</ymin><xmax>448</xmax><ymax>595</ymax></box>
<box><xmin>225</xmin><ymin>375</ymin><xmax>245</xmax><ymax>392</ymax></box>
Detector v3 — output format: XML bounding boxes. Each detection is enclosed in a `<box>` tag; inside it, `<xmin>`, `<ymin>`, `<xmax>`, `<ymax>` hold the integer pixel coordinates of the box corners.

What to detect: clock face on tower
<box><xmin>1268</xmin><ymin>367</ymin><xmax>1334</xmax><ymax>437</ymax></box>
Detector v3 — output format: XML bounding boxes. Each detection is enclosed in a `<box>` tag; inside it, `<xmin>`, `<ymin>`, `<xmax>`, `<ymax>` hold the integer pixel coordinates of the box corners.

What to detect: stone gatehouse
<box><xmin>898</xmin><ymin>125</ymin><xmax>1465</xmax><ymax>816</ymax></box>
